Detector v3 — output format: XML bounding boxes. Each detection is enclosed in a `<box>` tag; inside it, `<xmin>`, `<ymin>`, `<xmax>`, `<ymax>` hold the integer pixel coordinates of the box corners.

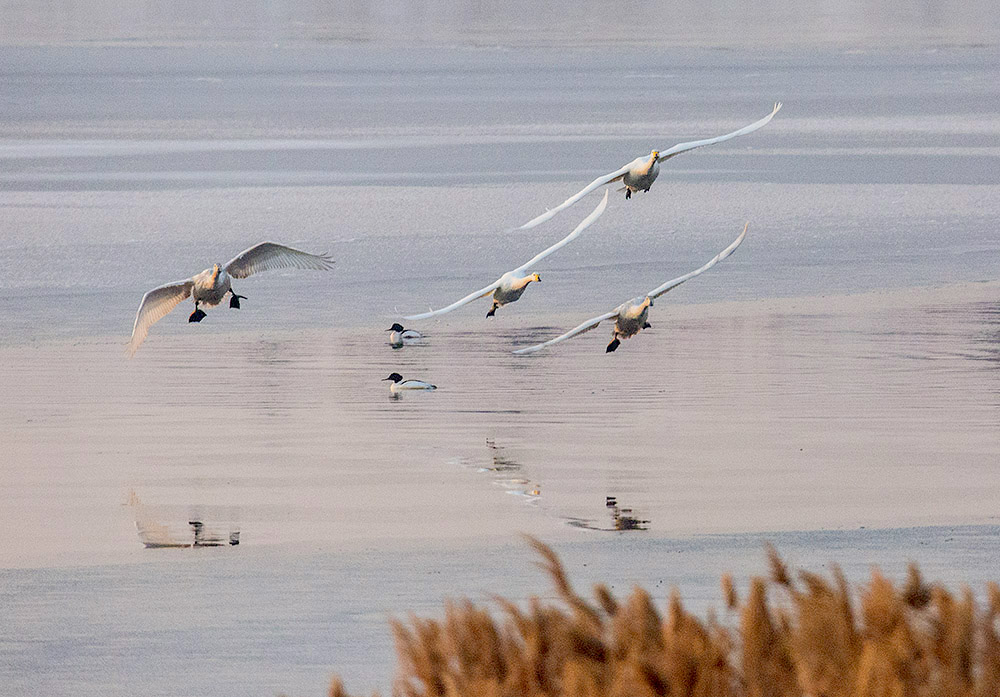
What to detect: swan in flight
<box><xmin>405</xmin><ymin>191</ymin><xmax>608</xmax><ymax>321</ymax></box>
<box><xmin>387</xmin><ymin>323</ymin><xmax>423</xmax><ymax>348</ymax></box>
<box><xmin>383</xmin><ymin>373</ymin><xmax>436</xmax><ymax>392</ymax></box>
<box><xmin>517</xmin><ymin>103</ymin><xmax>780</xmax><ymax>230</ymax></box>
<box><xmin>127</xmin><ymin>241</ymin><xmax>334</xmax><ymax>355</ymax></box>
<box><xmin>513</xmin><ymin>223</ymin><xmax>747</xmax><ymax>354</ymax></box>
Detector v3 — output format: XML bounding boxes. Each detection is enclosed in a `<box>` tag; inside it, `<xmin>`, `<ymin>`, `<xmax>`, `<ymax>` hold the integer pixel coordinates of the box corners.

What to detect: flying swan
<box><xmin>405</xmin><ymin>190</ymin><xmax>608</xmax><ymax>321</ymax></box>
<box><xmin>517</xmin><ymin>103</ymin><xmax>780</xmax><ymax>230</ymax></box>
<box><xmin>127</xmin><ymin>241</ymin><xmax>334</xmax><ymax>355</ymax></box>
<box><xmin>513</xmin><ymin>223</ymin><xmax>747</xmax><ymax>354</ymax></box>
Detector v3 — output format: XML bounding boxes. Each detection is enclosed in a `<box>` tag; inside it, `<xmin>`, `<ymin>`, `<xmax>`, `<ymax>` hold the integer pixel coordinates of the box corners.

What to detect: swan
<box><xmin>513</xmin><ymin>223</ymin><xmax>747</xmax><ymax>354</ymax></box>
<box><xmin>387</xmin><ymin>323</ymin><xmax>423</xmax><ymax>348</ymax></box>
<box><xmin>382</xmin><ymin>373</ymin><xmax>436</xmax><ymax>392</ymax></box>
<box><xmin>127</xmin><ymin>241</ymin><xmax>334</xmax><ymax>355</ymax></box>
<box><xmin>405</xmin><ymin>191</ymin><xmax>608</xmax><ymax>321</ymax></box>
<box><xmin>517</xmin><ymin>103</ymin><xmax>780</xmax><ymax>229</ymax></box>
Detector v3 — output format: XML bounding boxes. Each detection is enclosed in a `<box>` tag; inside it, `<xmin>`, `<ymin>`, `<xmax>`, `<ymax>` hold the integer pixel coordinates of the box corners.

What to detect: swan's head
<box><xmin>382</xmin><ymin>372</ymin><xmax>403</xmax><ymax>383</ymax></box>
<box><xmin>650</xmin><ymin>150</ymin><xmax>660</xmax><ymax>159</ymax></box>
<box><xmin>645</xmin><ymin>296</ymin><xmax>653</xmax><ymax>308</ymax></box>
<box><xmin>531</xmin><ymin>273</ymin><xmax>541</xmax><ymax>283</ymax></box>
<box><xmin>387</xmin><ymin>323</ymin><xmax>404</xmax><ymax>332</ymax></box>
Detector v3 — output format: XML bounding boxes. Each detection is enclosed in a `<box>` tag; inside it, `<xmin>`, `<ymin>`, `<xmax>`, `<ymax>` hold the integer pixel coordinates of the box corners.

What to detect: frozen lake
<box><xmin>1</xmin><ymin>43</ymin><xmax>999</xmax><ymax>696</ymax></box>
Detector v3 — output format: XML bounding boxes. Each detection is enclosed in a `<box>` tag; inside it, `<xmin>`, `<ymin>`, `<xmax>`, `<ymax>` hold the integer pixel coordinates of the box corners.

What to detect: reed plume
<box><xmin>326</xmin><ymin>538</ymin><xmax>1000</xmax><ymax>697</ymax></box>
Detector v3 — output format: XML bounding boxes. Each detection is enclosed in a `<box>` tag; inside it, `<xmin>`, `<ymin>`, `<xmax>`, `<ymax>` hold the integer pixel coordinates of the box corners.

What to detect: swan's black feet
<box><xmin>486</xmin><ymin>305</ymin><xmax>497</xmax><ymax>318</ymax></box>
<box><xmin>189</xmin><ymin>308</ymin><xmax>207</xmax><ymax>323</ymax></box>
<box><xmin>229</xmin><ymin>293</ymin><xmax>247</xmax><ymax>309</ymax></box>
<box><xmin>643</xmin><ymin>187</ymin><xmax>650</xmax><ymax>194</ymax></box>
<box><xmin>643</xmin><ymin>322</ymin><xmax>651</xmax><ymax>329</ymax></box>
<box><xmin>606</xmin><ymin>338</ymin><xmax>621</xmax><ymax>353</ymax></box>
<box><xmin>625</xmin><ymin>189</ymin><xmax>632</xmax><ymax>200</ymax></box>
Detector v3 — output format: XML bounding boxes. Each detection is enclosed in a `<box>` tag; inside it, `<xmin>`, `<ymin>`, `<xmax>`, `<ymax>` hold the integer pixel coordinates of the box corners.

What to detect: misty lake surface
<box><xmin>1</xmin><ymin>42</ymin><xmax>1000</xmax><ymax>696</ymax></box>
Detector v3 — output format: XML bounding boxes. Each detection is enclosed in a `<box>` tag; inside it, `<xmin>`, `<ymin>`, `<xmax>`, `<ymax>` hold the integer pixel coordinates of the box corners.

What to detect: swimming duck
<box><xmin>127</xmin><ymin>241</ymin><xmax>334</xmax><ymax>355</ymax></box>
<box><xmin>513</xmin><ymin>223</ymin><xmax>747</xmax><ymax>354</ymax></box>
<box><xmin>405</xmin><ymin>191</ymin><xmax>608</xmax><ymax>320</ymax></box>
<box><xmin>387</xmin><ymin>323</ymin><xmax>423</xmax><ymax>348</ymax></box>
<box><xmin>516</xmin><ymin>104</ymin><xmax>780</xmax><ymax>229</ymax></box>
<box><xmin>382</xmin><ymin>372</ymin><xmax>437</xmax><ymax>392</ymax></box>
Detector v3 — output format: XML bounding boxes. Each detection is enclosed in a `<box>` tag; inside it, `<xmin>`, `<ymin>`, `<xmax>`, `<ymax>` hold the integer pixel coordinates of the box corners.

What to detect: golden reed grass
<box><xmin>325</xmin><ymin>538</ymin><xmax>1000</xmax><ymax>697</ymax></box>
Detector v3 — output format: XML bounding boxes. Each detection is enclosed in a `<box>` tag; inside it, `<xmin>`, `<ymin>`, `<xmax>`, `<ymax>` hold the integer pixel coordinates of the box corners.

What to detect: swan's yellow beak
<box><xmin>533</xmin><ymin>273</ymin><xmax>541</xmax><ymax>283</ymax></box>
<box><xmin>651</xmin><ymin>150</ymin><xmax>659</xmax><ymax>158</ymax></box>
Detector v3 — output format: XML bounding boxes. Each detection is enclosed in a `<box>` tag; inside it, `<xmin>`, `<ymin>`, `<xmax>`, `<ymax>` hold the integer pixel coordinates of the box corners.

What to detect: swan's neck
<box><xmin>512</xmin><ymin>275</ymin><xmax>535</xmax><ymax>290</ymax></box>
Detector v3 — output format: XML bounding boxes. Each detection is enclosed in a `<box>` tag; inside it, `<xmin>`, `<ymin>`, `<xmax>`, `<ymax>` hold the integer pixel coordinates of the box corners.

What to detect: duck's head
<box><xmin>531</xmin><ymin>273</ymin><xmax>541</xmax><ymax>283</ymax></box>
<box><xmin>382</xmin><ymin>372</ymin><xmax>403</xmax><ymax>383</ymax></box>
<box><xmin>387</xmin><ymin>323</ymin><xmax>405</xmax><ymax>332</ymax></box>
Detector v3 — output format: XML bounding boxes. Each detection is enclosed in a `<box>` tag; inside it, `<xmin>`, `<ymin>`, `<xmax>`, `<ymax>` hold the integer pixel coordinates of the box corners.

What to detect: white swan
<box><xmin>405</xmin><ymin>191</ymin><xmax>608</xmax><ymax>321</ymax></box>
<box><xmin>387</xmin><ymin>323</ymin><xmax>423</xmax><ymax>348</ymax></box>
<box><xmin>517</xmin><ymin>103</ymin><xmax>780</xmax><ymax>229</ymax></box>
<box><xmin>127</xmin><ymin>241</ymin><xmax>334</xmax><ymax>355</ymax></box>
<box><xmin>383</xmin><ymin>372</ymin><xmax>436</xmax><ymax>392</ymax></box>
<box><xmin>514</xmin><ymin>223</ymin><xmax>747</xmax><ymax>354</ymax></box>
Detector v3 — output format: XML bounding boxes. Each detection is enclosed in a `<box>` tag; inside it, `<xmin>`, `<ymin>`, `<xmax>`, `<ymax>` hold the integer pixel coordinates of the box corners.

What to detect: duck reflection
<box><xmin>566</xmin><ymin>495</ymin><xmax>649</xmax><ymax>532</ymax></box>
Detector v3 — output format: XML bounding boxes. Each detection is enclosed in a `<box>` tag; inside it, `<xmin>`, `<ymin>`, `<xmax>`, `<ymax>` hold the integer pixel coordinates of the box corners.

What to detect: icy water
<box><xmin>2</xmin><ymin>44</ymin><xmax>1000</xmax><ymax>695</ymax></box>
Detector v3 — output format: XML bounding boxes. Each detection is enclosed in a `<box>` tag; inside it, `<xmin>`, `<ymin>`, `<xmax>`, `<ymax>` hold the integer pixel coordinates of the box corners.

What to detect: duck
<box><xmin>387</xmin><ymin>323</ymin><xmax>423</xmax><ymax>348</ymax></box>
<box><xmin>513</xmin><ymin>223</ymin><xmax>747</xmax><ymax>354</ymax></box>
<box><xmin>127</xmin><ymin>241</ymin><xmax>334</xmax><ymax>355</ymax></box>
<box><xmin>516</xmin><ymin>103</ymin><xmax>780</xmax><ymax>229</ymax></box>
<box><xmin>382</xmin><ymin>372</ymin><xmax>437</xmax><ymax>392</ymax></box>
<box><xmin>405</xmin><ymin>191</ymin><xmax>608</xmax><ymax>321</ymax></box>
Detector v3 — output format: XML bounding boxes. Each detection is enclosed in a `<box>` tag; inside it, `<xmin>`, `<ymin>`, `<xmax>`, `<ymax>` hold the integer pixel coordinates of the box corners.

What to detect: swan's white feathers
<box><xmin>516</xmin><ymin>103</ymin><xmax>780</xmax><ymax>229</ymax></box>
<box><xmin>406</xmin><ymin>192</ymin><xmax>608</xmax><ymax>320</ymax></box>
<box><xmin>404</xmin><ymin>282</ymin><xmax>501</xmax><ymax>320</ymax></box>
<box><xmin>224</xmin><ymin>241</ymin><xmax>334</xmax><ymax>279</ymax></box>
<box><xmin>656</xmin><ymin>102</ymin><xmax>782</xmax><ymax>163</ymax></box>
<box><xmin>513</xmin><ymin>190</ymin><xmax>608</xmax><ymax>272</ymax></box>
<box><xmin>647</xmin><ymin>223</ymin><xmax>747</xmax><ymax>300</ymax></box>
<box><xmin>512</xmin><ymin>310</ymin><xmax>619</xmax><ymax>355</ymax></box>
<box><xmin>127</xmin><ymin>280</ymin><xmax>194</xmax><ymax>356</ymax></box>
<box><xmin>517</xmin><ymin>166</ymin><xmax>628</xmax><ymax>230</ymax></box>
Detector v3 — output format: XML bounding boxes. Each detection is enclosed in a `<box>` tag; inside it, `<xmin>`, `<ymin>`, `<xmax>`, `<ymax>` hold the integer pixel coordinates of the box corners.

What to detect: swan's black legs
<box><xmin>486</xmin><ymin>303</ymin><xmax>498</xmax><ymax>318</ymax></box>
<box><xmin>189</xmin><ymin>301</ymin><xmax>206</xmax><ymax>323</ymax></box>
<box><xmin>229</xmin><ymin>290</ymin><xmax>247</xmax><ymax>309</ymax></box>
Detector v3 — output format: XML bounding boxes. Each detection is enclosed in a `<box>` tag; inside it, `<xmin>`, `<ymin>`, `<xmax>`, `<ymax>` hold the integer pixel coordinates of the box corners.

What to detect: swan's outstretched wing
<box><xmin>656</xmin><ymin>102</ymin><xmax>781</xmax><ymax>163</ymax></box>
<box><xmin>513</xmin><ymin>309</ymin><xmax>620</xmax><ymax>355</ymax></box>
<box><xmin>647</xmin><ymin>223</ymin><xmax>747</xmax><ymax>300</ymax></box>
<box><xmin>404</xmin><ymin>280</ymin><xmax>503</xmax><ymax>320</ymax></box>
<box><xmin>224</xmin><ymin>242</ymin><xmax>334</xmax><ymax>279</ymax></box>
<box><xmin>127</xmin><ymin>279</ymin><xmax>195</xmax><ymax>356</ymax></box>
<box><xmin>513</xmin><ymin>191</ymin><xmax>608</xmax><ymax>273</ymax></box>
<box><xmin>516</xmin><ymin>165</ymin><xmax>629</xmax><ymax>230</ymax></box>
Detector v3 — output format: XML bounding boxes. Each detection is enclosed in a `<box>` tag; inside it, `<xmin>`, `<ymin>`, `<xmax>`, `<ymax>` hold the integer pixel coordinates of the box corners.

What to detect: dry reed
<box><xmin>326</xmin><ymin>538</ymin><xmax>1000</xmax><ymax>697</ymax></box>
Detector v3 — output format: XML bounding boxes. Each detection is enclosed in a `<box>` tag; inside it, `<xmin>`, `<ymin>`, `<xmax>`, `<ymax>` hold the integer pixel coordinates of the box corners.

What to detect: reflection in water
<box><xmin>451</xmin><ymin>439</ymin><xmax>542</xmax><ymax>505</ymax></box>
<box><xmin>566</xmin><ymin>496</ymin><xmax>650</xmax><ymax>532</ymax></box>
<box><xmin>127</xmin><ymin>490</ymin><xmax>240</xmax><ymax>549</ymax></box>
<box><xmin>485</xmin><ymin>439</ymin><xmax>541</xmax><ymax>501</ymax></box>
